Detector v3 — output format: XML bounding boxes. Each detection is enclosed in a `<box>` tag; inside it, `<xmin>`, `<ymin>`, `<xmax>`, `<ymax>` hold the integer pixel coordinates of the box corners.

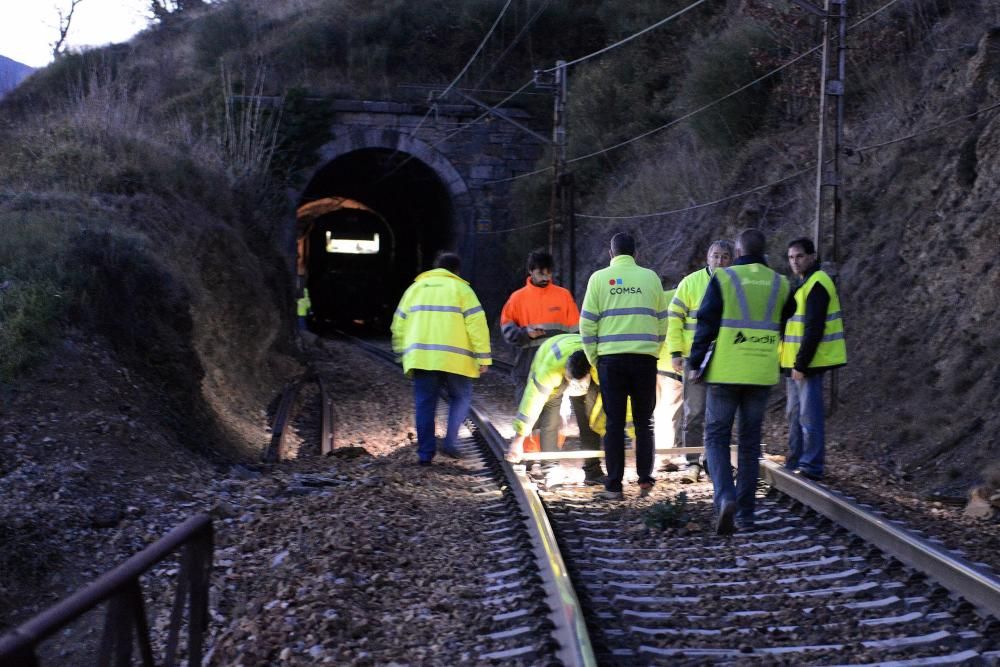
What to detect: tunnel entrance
<box><xmin>297</xmin><ymin>149</ymin><xmax>455</xmax><ymax>333</ymax></box>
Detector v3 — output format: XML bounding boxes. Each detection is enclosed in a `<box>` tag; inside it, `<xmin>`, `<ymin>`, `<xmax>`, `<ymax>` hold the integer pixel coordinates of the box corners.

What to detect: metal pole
<box><xmin>830</xmin><ymin>0</ymin><xmax>848</xmax><ymax>415</ymax></box>
<box><xmin>548</xmin><ymin>60</ymin><xmax>567</xmax><ymax>256</ymax></box>
<box><xmin>566</xmin><ymin>173</ymin><xmax>576</xmax><ymax>296</ymax></box>
<box><xmin>812</xmin><ymin>0</ymin><xmax>832</xmax><ymax>259</ymax></box>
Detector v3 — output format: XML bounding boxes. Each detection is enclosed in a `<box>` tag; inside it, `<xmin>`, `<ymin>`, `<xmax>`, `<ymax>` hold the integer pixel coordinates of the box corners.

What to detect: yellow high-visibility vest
<box><xmin>705</xmin><ymin>264</ymin><xmax>789</xmax><ymax>386</ymax></box>
<box><xmin>780</xmin><ymin>269</ymin><xmax>847</xmax><ymax>371</ymax></box>
<box><xmin>666</xmin><ymin>267</ymin><xmax>711</xmax><ymax>358</ymax></box>
<box><xmin>297</xmin><ymin>288</ymin><xmax>311</xmax><ymax>317</ymax></box>
<box><xmin>391</xmin><ymin>269</ymin><xmax>491</xmax><ymax>378</ymax></box>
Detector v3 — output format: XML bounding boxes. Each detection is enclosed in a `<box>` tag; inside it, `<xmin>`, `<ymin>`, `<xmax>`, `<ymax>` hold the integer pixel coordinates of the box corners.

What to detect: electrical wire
<box><xmin>487</xmin><ymin>0</ymin><xmax>909</xmax><ymax>185</ymax></box>
<box><xmin>543</xmin><ymin>0</ymin><xmax>711</xmax><ymax>72</ymax></box>
<box><xmin>439</xmin><ymin>0</ymin><xmax>515</xmax><ymax>101</ymax></box>
<box><xmin>476</xmin><ymin>218</ymin><xmax>552</xmax><ymax>234</ymax></box>
<box><xmin>576</xmin><ymin>166</ymin><xmax>813</xmax><ymax>221</ymax></box>
<box><xmin>473</xmin><ymin>0</ymin><xmax>553</xmax><ymax>90</ymax></box>
<box><xmin>572</xmin><ymin>95</ymin><xmax>1000</xmax><ymax>224</ymax></box>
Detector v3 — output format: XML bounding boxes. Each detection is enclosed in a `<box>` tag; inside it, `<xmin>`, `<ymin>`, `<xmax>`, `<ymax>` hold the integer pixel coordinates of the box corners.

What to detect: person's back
<box><xmin>580</xmin><ymin>232</ymin><xmax>668</xmax><ymax>499</ymax></box>
<box><xmin>688</xmin><ymin>228</ymin><xmax>790</xmax><ymax>534</ymax></box>
<box><xmin>391</xmin><ymin>252</ymin><xmax>491</xmax><ymax>465</ymax></box>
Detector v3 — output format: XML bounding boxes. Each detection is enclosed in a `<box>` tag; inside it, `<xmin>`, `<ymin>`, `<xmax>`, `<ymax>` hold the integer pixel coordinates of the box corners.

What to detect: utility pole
<box><xmin>548</xmin><ymin>60</ymin><xmax>568</xmax><ymax>267</ymax></box>
<box><xmin>797</xmin><ymin>0</ymin><xmax>848</xmax><ymax>413</ymax></box>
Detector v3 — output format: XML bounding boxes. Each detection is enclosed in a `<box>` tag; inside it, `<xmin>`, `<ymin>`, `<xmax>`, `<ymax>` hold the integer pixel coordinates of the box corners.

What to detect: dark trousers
<box><xmin>597</xmin><ymin>354</ymin><xmax>657</xmax><ymax>492</ymax></box>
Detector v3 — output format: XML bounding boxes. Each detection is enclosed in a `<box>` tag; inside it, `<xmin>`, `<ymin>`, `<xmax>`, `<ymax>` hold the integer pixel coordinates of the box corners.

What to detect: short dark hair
<box><xmin>527</xmin><ymin>249</ymin><xmax>554</xmax><ymax>273</ymax></box>
<box><xmin>787</xmin><ymin>237</ymin><xmax>815</xmax><ymax>255</ymax></box>
<box><xmin>610</xmin><ymin>232</ymin><xmax>636</xmax><ymax>257</ymax></box>
<box><xmin>566</xmin><ymin>350</ymin><xmax>591</xmax><ymax>380</ymax></box>
<box><xmin>434</xmin><ymin>251</ymin><xmax>462</xmax><ymax>274</ymax></box>
<box><xmin>736</xmin><ymin>228</ymin><xmax>766</xmax><ymax>257</ymax></box>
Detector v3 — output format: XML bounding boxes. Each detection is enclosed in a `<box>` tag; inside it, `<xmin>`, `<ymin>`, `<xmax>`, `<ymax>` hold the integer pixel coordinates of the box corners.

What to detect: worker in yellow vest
<box><xmin>665</xmin><ymin>240</ymin><xmax>734</xmax><ymax>482</ymax></box>
<box><xmin>391</xmin><ymin>252</ymin><xmax>491</xmax><ymax>465</ymax></box>
<box><xmin>687</xmin><ymin>229</ymin><xmax>792</xmax><ymax>535</ymax></box>
<box><xmin>580</xmin><ymin>232</ymin><xmax>668</xmax><ymax>500</ymax></box>
<box><xmin>506</xmin><ymin>333</ymin><xmax>606</xmax><ymax>487</ymax></box>
<box><xmin>654</xmin><ymin>283</ymin><xmax>683</xmax><ymax>455</ymax></box>
<box><xmin>781</xmin><ymin>237</ymin><xmax>847</xmax><ymax>482</ymax></box>
<box><xmin>296</xmin><ymin>286</ymin><xmax>311</xmax><ymax>331</ymax></box>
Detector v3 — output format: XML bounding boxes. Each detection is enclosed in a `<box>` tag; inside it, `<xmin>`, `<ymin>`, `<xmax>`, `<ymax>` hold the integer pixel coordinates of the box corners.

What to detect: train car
<box><xmin>297</xmin><ymin>197</ymin><xmax>396</xmax><ymax>333</ymax></box>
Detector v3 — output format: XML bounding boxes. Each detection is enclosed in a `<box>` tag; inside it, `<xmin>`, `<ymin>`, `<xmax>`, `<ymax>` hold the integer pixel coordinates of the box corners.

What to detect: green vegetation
<box><xmin>642</xmin><ymin>491</ymin><xmax>690</xmax><ymax>530</ymax></box>
<box><xmin>0</xmin><ymin>208</ymin><xmax>74</xmax><ymax>381</ymax></box>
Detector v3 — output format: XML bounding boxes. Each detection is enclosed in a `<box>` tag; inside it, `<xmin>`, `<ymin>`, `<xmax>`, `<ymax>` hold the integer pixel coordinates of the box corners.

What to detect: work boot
<box><xmin>716</xmin><ymin>499</ymin><xmax>737</xmax><ymax>535</ymax></box>
<box><xmin>596</xmin><ymin>489</ymin><xmax>624</xmax><ymax>501</ymax></box>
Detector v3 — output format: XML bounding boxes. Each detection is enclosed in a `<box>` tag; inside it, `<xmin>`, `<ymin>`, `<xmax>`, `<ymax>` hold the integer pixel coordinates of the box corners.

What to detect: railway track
<box><xmin>330</xmin><ymin>334</ymin><xmax>1000</xmax><ymax>665</ymax></box>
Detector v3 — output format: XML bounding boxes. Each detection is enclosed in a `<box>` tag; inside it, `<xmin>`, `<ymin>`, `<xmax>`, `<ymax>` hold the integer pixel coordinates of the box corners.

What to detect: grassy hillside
<box><xmin>1</xmin><ymin>0</ymin><xmax>997</xmax><ymax>486</ymax></box>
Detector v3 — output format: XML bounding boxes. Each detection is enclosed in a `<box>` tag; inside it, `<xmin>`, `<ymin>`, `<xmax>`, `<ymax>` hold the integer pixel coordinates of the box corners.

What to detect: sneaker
<box><xmin>681</xmin><ymin>464</ymin><xmax>701</xmax><ymax>484</ymax></box>
<box><xmin>638</xmin><ymin>481</ymin><xmax>653</xmax><ymax>497</ymax></box>
<box><xmin>596</xmin><ymin>489</ymin><xmax>624</xmax><ymax>500</ymax></box>
<box><xmin>795</xmin><ymin>469</ymin><xmax>823</xmax><ymax>482</ymax></box>
<box><xmin>583</xmin><ymin>474</ymin><xmax>607</xmax><ymax>487</ymax></box>
<box><xmin>716</xmin><ymin>499</ymin><xmax>737</xmax><ymax>536</ymax></box>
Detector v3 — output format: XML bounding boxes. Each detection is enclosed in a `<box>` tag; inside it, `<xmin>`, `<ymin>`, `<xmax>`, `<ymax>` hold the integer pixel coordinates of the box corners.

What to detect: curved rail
<box><xmin>467</xmin><ymin>403</ymin><xmax>596</xmax><ymax>667</ymax></box>
<box><xmin>337</xmin><ymin>332</ymin><xmax>596</xmax><ymax>665</ymax></box>
<box><xmin>262</xmin><ymin>376</ymin><xmax>305</xmax><ymax>462</ymax></box>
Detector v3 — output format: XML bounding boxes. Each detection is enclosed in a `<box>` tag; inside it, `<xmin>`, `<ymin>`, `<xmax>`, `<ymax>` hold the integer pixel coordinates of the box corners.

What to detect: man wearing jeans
<box><xmin>687</xmin><ymin>229</ymin><xmax>791</xmax><ymax>534</ymax></box>
<box><xmin>580</xmin><ymin>232</ymin><xmax>668</xmax><ymax>500</ymax></box>
<box><xmin>781</xmin><ymin>238</ymin><xmax>847</xmax><ymax>481</ymax></box>
<box><xmin>391</xmin><ymin>252</ymin><xmax>491</xmax><ymax>465</ymax></box>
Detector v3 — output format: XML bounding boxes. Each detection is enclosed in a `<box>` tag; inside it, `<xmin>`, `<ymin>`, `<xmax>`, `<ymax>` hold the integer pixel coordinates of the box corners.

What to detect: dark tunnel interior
<box><xmin>298</xmin><ymin>149</ymin><xmax>454</xmax><ymax>333</ymax></box>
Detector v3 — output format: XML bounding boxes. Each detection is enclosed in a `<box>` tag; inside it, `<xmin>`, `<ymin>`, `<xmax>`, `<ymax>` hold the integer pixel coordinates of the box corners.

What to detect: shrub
<box><xmin>679</xmin><ymin>20</ymin><xmax>778</xmax><ymax>148</ymax></box>
<box><xmin>0</xmin><ymin>209</ymin><xmax>73</xmax><ymax>382</ymax></box>
<box><xmin>642</xmin><ymin>491</ymin><xmax>690</xmax><ymax>530</ymax></box>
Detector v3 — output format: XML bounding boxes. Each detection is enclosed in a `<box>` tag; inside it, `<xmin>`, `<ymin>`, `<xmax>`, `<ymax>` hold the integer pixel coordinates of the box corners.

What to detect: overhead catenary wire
<box><xmin>543</xmin><ymin>0</ymin><xmax>711</xmax><ymax>72</ymax></box>
<box><xmin>487</xmin><ymin>0</ymin><xmax>909</xmax><ymax>186</ymax></box>
<box><xmin>473</xmin><ymin>0</ymin><xmax>554</xmax><ymax>91</ymax></box>
<box><xmin>573</xmin><ymin>96</ymin><xmax>1000</xmax><ymax>223</ymax></box>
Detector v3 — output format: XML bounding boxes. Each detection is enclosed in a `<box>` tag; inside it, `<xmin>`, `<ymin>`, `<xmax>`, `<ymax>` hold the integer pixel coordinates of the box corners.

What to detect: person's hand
<box><xmin>791</xmin><ymin>369</ymin><xmax>805</xmax><ymax>381</ymax></box>
<box><xmin>506</xmin><ymin>435</ymin><xmax>525</xmax><ymax>463</ymax></box>
<box><xmin>671</xmin><ymin>357</ymin><xmax>683</xmax><ymax>373</ymax></box>
<box><xmin>479</xmin><ymin>365</ymin><xmax>489</xmax><ymax>374</ymax></box>
<box><xmin>527</xmin><ymin>327</ymin><xmax>546</xmax><ymax>339</ymax></box>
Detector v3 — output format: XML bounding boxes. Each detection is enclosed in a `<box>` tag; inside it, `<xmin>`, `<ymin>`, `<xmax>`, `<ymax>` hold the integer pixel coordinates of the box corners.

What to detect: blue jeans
<box><xmin>597</xmin><ymin>354</ymin><xmax>657</xmax><ymax>492</ymax></box>
<box><xmin>785</xmin><ymin>374</ymin><xmax>825</xmax><ymax>477</ymax></box>
<box><xmin>412</xmin><ymin>370</ymin><xmax>473</xmax><ymax>462</ymax></box>
<box><xmin>704</xmin><ymin>383</ymin><xmax>770</xmax><ymax>525</ymax></box>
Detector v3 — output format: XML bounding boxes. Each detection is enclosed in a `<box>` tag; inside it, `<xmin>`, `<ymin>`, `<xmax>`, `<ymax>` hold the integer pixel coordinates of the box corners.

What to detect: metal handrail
<box><xmin>0</xmin><ymin>514</ymin><xmax>213</xmax><ymax>666</ymax></box>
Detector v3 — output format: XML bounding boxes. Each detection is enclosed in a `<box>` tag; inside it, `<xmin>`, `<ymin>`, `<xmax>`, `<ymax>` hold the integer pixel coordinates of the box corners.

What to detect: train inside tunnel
<box><xmin>296</xmin><ymin>148</ymin><xmax>456</xmax><ymax>333</ymax></box>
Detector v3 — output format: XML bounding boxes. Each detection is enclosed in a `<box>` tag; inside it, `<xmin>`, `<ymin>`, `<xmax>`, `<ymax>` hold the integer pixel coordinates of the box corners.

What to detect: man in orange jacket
<box><xmin>501</xmin><ymin>249</ymin><xmax>580</xmax><ymax>399</ymax></box>
<box><xmin>500</xmin><ymin>249</ymin><xmax>582</xmax><ymax>478</ymax></box>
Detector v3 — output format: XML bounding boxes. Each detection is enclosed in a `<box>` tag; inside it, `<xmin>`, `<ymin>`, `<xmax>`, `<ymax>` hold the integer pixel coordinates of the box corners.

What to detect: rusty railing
<box><xmin>0</xmin><ymin>514</ymin><xmax>213</xmax><ymax>667</ymax></box>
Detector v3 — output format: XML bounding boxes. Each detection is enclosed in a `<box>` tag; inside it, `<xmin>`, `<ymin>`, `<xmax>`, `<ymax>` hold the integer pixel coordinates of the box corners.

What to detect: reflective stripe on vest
<box><xmin>705</xmin><ymin>266</ymin><xmax>788</xmax><ymax>386</ymax></box>
<box><xmin>779</xmin><ymin>270</ymin><xmax>847</xmax><ymax>370</ymax></box>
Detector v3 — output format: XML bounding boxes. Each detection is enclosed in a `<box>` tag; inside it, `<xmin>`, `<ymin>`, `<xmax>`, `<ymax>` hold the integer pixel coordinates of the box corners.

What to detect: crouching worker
<box><xmin>506</xmin><ymin>333</ymin><xmax>606</xmax><ymax>487</ymax></box>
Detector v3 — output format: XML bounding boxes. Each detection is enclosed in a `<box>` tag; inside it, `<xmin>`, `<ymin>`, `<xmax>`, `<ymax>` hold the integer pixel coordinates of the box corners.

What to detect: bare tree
<box><xmin>51</xmin><ymin>0</ymin><xmax>86</xmax><ymax>60</ymax></box>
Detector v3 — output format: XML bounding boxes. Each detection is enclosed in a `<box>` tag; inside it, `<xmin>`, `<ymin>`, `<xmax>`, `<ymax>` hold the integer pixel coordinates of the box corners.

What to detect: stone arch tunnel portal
<box><xmin>297</xmin><ymin>149</ymin><xmax>457</xmax><ymax>333</ymax></box>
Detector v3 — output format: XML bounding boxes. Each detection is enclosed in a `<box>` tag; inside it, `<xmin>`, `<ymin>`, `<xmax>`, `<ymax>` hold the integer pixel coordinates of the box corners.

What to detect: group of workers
<box><xmin>390</xmin><ymin>227</ymin><xmax>846</xmax><ymax>534</ymax></box>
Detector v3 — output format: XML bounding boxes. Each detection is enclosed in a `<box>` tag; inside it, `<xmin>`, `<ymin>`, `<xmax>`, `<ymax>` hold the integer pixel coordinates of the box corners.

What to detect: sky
<box><xmin>0</xmin><ymin>0</ymin><xmax>150</xmax><ymax>68</ymax></box>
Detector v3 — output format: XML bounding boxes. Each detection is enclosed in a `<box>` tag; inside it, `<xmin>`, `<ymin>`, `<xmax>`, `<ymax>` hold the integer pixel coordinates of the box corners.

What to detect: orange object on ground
<box><xmin>523</xmin><ymin>431</ymin><xmax>565</xmax><ymax>452</ymax></box>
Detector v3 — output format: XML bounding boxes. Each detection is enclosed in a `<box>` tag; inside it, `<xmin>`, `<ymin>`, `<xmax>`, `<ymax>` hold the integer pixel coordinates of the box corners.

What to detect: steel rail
<box><xmin>467</xmin><ymin>402</ymin><xmax>596</xmax><ymax>667</ymax></box>
<box><xmin>760</xmin><ymin>459</ymin><xmax>1000</xmax><ymax>617</ymax></box>
<box><xmin>317</xmin><ymin>375</ymin><xmax>335</xmax><ymax>455</ymax></box>
<box><xmin>337</xmin><ymin>332</ymin><xmax>595</xmax><ymax>665</ymax></box>
<box><xmin>263</xmin><ymin>376</ymin><xmax>305</xmax><ymax>462</ymax></box>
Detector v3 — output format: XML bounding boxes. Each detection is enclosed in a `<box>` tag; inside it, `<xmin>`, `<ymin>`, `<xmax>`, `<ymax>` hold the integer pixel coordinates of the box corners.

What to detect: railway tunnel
<box><xmin>296</xmin><ymin>148</ymin><xmax>456</xmax><ymax>333</ymax></box>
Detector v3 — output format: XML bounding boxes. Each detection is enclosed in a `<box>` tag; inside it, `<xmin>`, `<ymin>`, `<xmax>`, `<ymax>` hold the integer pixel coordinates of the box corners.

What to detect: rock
<box><xmin>89</xmin><ymin>506</ymin><xmax>123</xmax><ymax>529</ymax></box>
<box><xmin>963</xmin><ymin>486</ymin><xmax>995</xmax><ymax>519</ymax></box>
